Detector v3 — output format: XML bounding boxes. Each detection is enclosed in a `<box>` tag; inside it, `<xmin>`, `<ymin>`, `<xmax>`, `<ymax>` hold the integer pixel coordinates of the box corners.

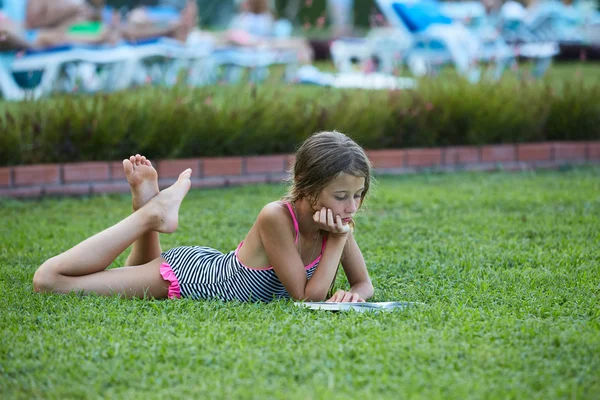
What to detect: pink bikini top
<box><xmin>235</xmin><ymin>202</ymin><xmax>327</xmax><ymax>271</ymax></box>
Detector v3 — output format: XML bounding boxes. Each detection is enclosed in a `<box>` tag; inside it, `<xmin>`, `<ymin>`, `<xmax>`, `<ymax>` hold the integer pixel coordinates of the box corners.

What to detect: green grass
<box><xmin>1</xmin><ymin>168</ymin><xmax>600</xmax><ymax>399</ymax></box>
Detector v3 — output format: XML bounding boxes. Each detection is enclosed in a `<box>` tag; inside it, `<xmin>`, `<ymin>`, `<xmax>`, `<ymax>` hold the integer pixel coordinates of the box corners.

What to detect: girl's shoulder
<box><xmin>257</xmin><ymin>201</ymin><xmax>295</xmax><ymax>234</ymax></box>
<box><xmin>258</xmin><ymin>200</ymin><xmax>290</xmax><ymax>220</ymax></box>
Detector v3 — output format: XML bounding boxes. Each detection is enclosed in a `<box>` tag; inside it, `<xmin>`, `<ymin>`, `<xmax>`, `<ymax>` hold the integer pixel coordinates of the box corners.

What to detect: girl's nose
<box><xmin>347</xmin><ymin>199</ymin><xmax>358</xmax><ymax>213</ymax></box>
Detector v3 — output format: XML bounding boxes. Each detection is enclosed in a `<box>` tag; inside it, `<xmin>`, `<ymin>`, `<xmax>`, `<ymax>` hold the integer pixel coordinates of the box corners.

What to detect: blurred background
<box><xmin>1</xmin><ymin>0</ymin><xmax>599</xmax><ymax>166</ymax></box>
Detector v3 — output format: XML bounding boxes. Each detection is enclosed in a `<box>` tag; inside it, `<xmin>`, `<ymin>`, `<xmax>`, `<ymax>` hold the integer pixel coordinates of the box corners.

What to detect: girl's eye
<box><xmin>354</xmin><ymin>194</ymin><xmax>362</xmax><ymax>199</ymax></box>
<box><xmin>335</xmin><ymin>196</ymin><xmax>346</xmax><ymax>201</ymax></box>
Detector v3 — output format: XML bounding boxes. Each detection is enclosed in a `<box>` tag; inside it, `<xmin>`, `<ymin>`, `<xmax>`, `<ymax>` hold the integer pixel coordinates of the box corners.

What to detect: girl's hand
<box><xmin>313</xmin><ymin>207</ymin><xmax>351</xmax><ymax>236</ymax></box>
<box><xmin>325</xmin><ymin>290</ymin><xmax>364</xmax><ymax>303</ymax></box>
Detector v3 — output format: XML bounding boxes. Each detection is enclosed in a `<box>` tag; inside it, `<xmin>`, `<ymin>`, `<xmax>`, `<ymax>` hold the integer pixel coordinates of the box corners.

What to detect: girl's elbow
<box><xmin>358</xmin><ymin>281</ymin><xmax>374</xmax><ymax>300</ymax></box>
<box><xmin>292</xmin><ymin>289</ymin><xmax>326</xmax><ymax>302</ymax></box>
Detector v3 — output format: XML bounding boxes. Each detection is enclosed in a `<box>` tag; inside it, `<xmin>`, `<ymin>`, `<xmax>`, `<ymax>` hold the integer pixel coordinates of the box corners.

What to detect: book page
<box><xmin>295</xmin><ymin>301</ymin><xmax>418</xmax><ymax>312</ymax></box>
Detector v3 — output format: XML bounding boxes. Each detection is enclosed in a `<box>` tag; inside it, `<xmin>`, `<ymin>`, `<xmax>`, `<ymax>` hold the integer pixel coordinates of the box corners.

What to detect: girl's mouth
<box><xmin>342</xmin><ymin>218</ymin><xmax>353</xmax><ymax>224</ymax></box>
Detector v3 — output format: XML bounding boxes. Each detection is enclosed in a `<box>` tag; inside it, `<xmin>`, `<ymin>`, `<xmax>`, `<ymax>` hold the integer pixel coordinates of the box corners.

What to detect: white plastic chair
<box><xmin>0</xmin><ymin>37</ymin><xmax>215</xmax><ymax>100</ymax></box>
<box><xmin>206</xmin><ymin>46</ymin><xmax>298</xmax><ymax>84</ymax></box>
<box><xmin>330</xmin><ymin>27</ymin><xmax>412</xmax><ymax>76</ymax></box>
<box><xmin>498</xmin><ymin>1</ymin><xmax>561</xmax><ymax>77</ymax></box>
<box><xmin>375</xmin><ymin>0</ymin><xmax>522</xmax><ymax>81</ymax></box>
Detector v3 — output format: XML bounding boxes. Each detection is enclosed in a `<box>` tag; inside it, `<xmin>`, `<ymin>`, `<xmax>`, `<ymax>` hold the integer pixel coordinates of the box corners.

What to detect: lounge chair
<box><xmin>375</xmin><ymin>0</ymin><xmax>519</xmax><ymax>81</ymax></box>
<box><xmin>330</xmin><ymin>28</ymin><xmax>412</xmax><ymax>75</ymax></box>
<box><xmin>523</xmin><ymin>0</ymin><xmax>600</xmax><ymax>45</ymax></box>
<box><xmin>0</xmin><ymin>36</ymin><xmax>215</xmax><ymax>101</ymax></box>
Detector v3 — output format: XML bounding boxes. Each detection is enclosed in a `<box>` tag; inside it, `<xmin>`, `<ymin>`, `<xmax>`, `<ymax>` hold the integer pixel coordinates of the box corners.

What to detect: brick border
<box><xmin>1</xmin><ymin>141</ymin><xmax>599</xmax><ymax>199</ymax></box>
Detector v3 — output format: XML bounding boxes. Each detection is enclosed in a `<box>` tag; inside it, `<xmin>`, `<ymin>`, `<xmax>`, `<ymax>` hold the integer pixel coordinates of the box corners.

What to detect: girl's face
<box><xmin>314</xmin><ymin>173</ymin><xmax>365</xmax><ymax>226</ymax></box>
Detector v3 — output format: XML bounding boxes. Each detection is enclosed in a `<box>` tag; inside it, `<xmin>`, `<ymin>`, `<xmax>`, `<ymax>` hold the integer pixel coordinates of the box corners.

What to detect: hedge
<box><xmin>1</xmin><ymin>78</ymin><xmax>599</xmax><ymax>166</ymax></box>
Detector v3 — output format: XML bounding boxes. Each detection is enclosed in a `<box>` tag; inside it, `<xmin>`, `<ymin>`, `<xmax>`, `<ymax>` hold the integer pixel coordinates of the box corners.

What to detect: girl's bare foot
<box><xmin>145</xmin><ymin>169</ymin><xmax>192</xmax><ymax>233</ymax></box>
<box><xmin>123</xmin><ymin>154</ymin><xmax>159</xmax><ymax>211</ymax></box>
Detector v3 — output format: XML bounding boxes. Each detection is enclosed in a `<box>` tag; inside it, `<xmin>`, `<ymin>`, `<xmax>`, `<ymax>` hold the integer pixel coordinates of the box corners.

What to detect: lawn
<box><xmin>1</xmin><ymin>168</ymin><xmax>599</xmax><ymax>399</ymax></box>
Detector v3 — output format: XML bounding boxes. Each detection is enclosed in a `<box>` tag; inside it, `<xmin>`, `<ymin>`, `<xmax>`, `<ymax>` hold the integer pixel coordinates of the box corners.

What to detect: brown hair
<box><xmin>246</xmin><ymin>0</ymin><xmax>270</xmax><ymax>14</ymax></box>
<box><xmin>283</xmin><ymin>131</ymin><xmax>372</xmax><ymax>213</ymax></box>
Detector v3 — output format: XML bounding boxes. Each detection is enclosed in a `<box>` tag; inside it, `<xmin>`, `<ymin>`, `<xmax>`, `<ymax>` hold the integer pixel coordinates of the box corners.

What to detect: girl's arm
<box><xmin>305</xmin><ymin>233</ymin><xmax>348</xmax><ymax>300</ymax></box>
<box><xmin>339</xmin><ymin>232</ymin><xmax>374</xmax><ymax>300</ymax></box>
<box><xmin>258</xmin><ymin>204</ymin><xmax>347</xmax><ymax>301</ymax></box>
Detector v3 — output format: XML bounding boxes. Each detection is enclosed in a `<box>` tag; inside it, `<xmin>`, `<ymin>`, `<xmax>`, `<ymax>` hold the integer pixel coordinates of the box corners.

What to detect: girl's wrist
<box><xmin>327</xmin><ymin>231</ymin><xmax>349</xmax><ymax>241</ymax></box>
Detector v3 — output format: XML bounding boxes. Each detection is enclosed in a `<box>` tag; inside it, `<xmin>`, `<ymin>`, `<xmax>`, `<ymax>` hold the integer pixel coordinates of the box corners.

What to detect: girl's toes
<box><xmin>123</xmin><ymin>159</ymin><xmax>133</xmax><ymax>176</ymax></box>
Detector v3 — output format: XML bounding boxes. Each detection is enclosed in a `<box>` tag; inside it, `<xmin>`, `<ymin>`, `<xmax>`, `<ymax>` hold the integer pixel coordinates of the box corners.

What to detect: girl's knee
<box><xmin>33</xmin><ymin>258</ymin><xmax>60</xmax><ymax>293</ymax></box>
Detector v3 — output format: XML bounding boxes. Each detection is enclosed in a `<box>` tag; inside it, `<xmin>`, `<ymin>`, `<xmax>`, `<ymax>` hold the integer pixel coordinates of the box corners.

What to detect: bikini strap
<box><xmin>285</xmin><ymin>202</ymin><xmax>329</xmax><ymax>253</ymax></box>
<box><xmin>285</xmin><ymin>202</ymin><xmax>299</xmax><ymax>245</ymax></box>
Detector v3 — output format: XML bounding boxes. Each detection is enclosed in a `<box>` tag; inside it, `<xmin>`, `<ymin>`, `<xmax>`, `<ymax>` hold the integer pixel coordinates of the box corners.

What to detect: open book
<box><xmin>295</xmin><ymin>301</ymin><xmax>417</xmax><ymax>312</ymax></box>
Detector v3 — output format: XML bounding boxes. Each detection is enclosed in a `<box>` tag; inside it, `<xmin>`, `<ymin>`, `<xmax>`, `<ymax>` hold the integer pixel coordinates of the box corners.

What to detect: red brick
<box><xmin>246</xmin><ymin>155</ymin><xmax>287</xmax><ymax>174</ymax></box>
<box><xmin>503</xmin><ymin>162</ymin><xmax>529</xmax><ymax>171</ymax></box>
<box><xmin>91</xmin><ymin>182</ymin><xmax>130</xmax><ymax>194</ymax></box>
<box><xmin>109</xmin><ymin>161</ymin><xmax>127</xmax><ymax>180</ymax></box>
<box><xmin>227</xmin><ymin>175</ymin><xmax>269</xmax><ymax>186</ymax></box>
<box><xmin>267</xmin><ymin>173</ymin><xmax>289</xmax><ymax>184</ymax></box>
<box><xmin>63</xmin><ymin>162</ymin><xmax>109</xmax><ymax>183</ymax></box>
<box><xmin>517</xmin><ymin>143</ymin><xmax>552</xmax><ymax>162</ymax></box>
<box><xmin>14</xmin><ymin>164</ymin><xmax>60</xmax><ymax>186</ymax></box>
<box><xmin>553</xmin><ymin>142</ymin><xmax>587</xmax><ymax>161</ymax></box>
<box><xmin>530</xmin><ymin>161</ymin><xmax>558</xmax><ymax>170</ymax></box>
<box><xmin>405</xmin><ymin>148</ymin><xmax>442</xmax><ymax>167</ymax></box>
<box><xmin>191</xmin><ymin>177</ymin><xmax>227</xmax><ymax>189</ymax></box>
<box><xmin>444</xmin><ymin>146</ymin><xmax>479</xmax><ymax>165</ymax></box>
<box><xmin>481</xmin><ymin>145</ymin><xmax>516</xmax><ymax>163</ymax></box>
<box><xmin>0</xmin><ymin>167</ymin><xmax>11</xmax><ymax>187</ymax></box>
<box><xmin>366</xmin><ymin>150</ymin><xmax>404</xmax><ymax>169</ymax></box>
<box><xmin>158</xmin><ymin>159</ymin><xmax>200</xmax><ymax>179</ymax></box>
<box><xmin>462</xmin><ymin>163</ymin><xmax>498</xmax><ymax>172</ymax></box>
<box><xmin>0</xmin><ymin>186</ymin><xmax>43</xmax><ymax>198</ymax></box>
<box><xmin>203</xmin><ymin>157</ymin><xmax>243</xmax><ymax>177</ymax></box>
<box><xmin>286</xmin><ymin>155</ymin><xmax>296</xmax><ymax>172</ymax></box>
<box><xmin>45</xmin><ymin>184</ymin><xmax>91</xmax><ymax>196</ymax></box>
<box><xmin>587</xmin><ymin>141</ymin><xmax>600</xmax><ymax>161</ymax></box>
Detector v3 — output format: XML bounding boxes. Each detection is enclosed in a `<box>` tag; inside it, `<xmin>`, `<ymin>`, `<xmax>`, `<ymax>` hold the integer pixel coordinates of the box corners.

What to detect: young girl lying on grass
<box><xmin>33</xmin><ymin>131</ymin><xmax>374</xmax><ymax>303</ymax></box>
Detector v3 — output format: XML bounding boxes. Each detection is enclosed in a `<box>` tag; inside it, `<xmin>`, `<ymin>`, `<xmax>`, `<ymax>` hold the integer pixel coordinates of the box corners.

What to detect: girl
<box><xmin>33</xmin><ymin>131</ymin><xmax>374</xmax><ymax>303</ymax></box>
<box><xmin>223</xmin><ymin>0</ymin><xmax>314</xmax><ymax>64</ymax></box>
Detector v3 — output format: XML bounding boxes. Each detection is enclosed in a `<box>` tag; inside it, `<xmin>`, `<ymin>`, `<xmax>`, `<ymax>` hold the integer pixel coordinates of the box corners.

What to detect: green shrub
<box><xmin>0</xmin><ymin>78</ymin><xmax>599</xmax><ymax>166</ymax></box>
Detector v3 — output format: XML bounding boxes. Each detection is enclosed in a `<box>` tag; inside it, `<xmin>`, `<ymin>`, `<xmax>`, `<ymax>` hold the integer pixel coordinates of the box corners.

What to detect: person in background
<box><xmin>0</xmin><ymin>0</ymin><xmax>198</xmax><ymax>50</ymax></box>
<box><xmin>117</xmin><ymin>0</ymin><xmax>198</xmax><ymax>42</ymax></box>
<box><xmin>229</xmin><ymin>0</ymin><xmax>274</xmax><ymax>38</ymax></box>
<box><xmin>224</xmin><ymin>0</ymin><xmax>313</xmax><ymax>63</ymax></box>
<box><xmin>0</xmin><ymin>0</ymin><xmax>118</xmax><ymax>50</ymax></box>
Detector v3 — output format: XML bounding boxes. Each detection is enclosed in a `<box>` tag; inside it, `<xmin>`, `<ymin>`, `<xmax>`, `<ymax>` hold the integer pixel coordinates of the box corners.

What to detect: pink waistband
<box><xmin>159</xmin><ymin>262</ymin><xmax>181</xmax><ymax>299</ymax></box>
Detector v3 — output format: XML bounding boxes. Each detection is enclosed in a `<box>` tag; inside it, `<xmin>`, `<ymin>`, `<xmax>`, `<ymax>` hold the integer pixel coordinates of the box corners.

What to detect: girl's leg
<box><xmin>120</xmin><ymin>1</ymin><xmax>197</xmax><ymax>43</ymax></box>
<box><xmin>123</xmin><ymin>155</ymin><xmax>161</xmax><ymax>267</ymax></box>
<box><xmin>34</xmin><ymin>257</ymin><xmax>170</xmax><ymax>298</ymax></box>
<box><xmin>33</xmin><ymin>169</ymin><xmax>192</xmax><ymax>297</ymax></box>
